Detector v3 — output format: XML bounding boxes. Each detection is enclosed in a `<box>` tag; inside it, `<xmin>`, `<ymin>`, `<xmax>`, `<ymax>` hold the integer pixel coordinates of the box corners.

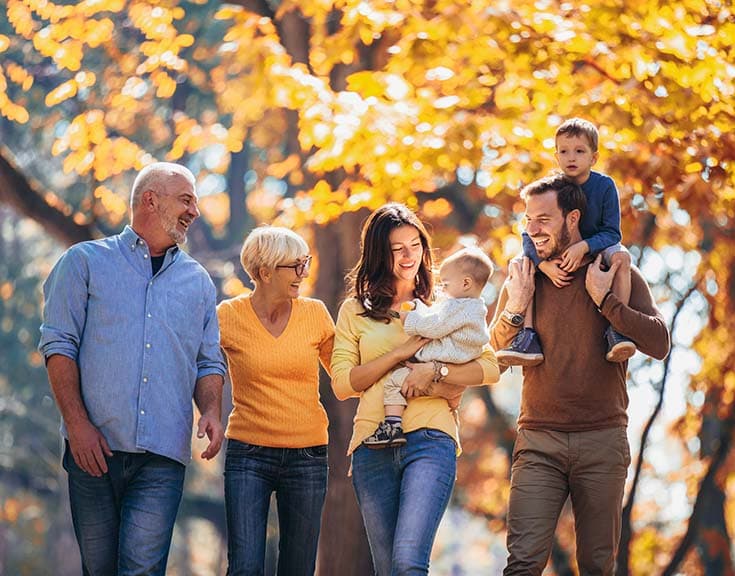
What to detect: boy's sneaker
<box><xmin>605</xmin><ymin>326</ymin><xmax>636</xmax><ymax>362</ymax></box>
<box><xmin>496</xmin><ymin>328</ymin><xmax>544</xmax><ymax>367</ymax></box>
<box><xmin>363</xmin><ymin>421</ymin><xmax>407</xmax><ymax>449</ymax></box>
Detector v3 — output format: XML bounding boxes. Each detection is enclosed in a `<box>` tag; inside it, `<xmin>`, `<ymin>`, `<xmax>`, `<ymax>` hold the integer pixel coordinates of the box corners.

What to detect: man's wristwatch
<box><xmin>432</xmin><ymin>360</ymin><xmax>449</xmax><ymax>383</ymax></box>
<box><xmin>501</xmin><ymin>309</ymin><xmax>525</xmax><ymax>327</ymax></box>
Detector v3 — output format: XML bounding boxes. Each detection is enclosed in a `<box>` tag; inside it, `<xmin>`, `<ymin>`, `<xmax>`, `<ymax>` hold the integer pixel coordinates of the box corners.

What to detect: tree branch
<box><xmin>616</xmin><ymin>279</ymin><xmax>699</xmax><ymax>575</ymax></box>
<box><xmin>0</xmin><ymin>147</ymin><xmax>97</xmax><ymax>246</ymax></box>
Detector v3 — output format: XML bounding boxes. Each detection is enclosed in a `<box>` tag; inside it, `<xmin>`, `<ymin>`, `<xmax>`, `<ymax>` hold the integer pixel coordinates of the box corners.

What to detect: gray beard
<box><xmin>156</xmin><ymin>206</ymin><xmax>187</xmax><ymax>245</ymax></box>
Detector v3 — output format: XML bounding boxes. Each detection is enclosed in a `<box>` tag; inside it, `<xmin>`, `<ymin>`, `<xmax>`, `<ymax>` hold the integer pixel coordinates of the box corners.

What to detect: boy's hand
<box><xmin>538</xmin><ymin>259</ymin><xmax>572</xmax><ymax>288</ymax></box>
<box><xmin>559</xmin><ymin>241</ymin><xmax>588</xmax><ymax>272</ymax></box>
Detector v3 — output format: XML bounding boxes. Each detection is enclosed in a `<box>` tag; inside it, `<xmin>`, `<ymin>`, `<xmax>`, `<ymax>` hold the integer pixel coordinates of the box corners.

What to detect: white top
<box><xmin>403</xmin><ymin>297</ymin><xmax>489</xmax><ymax>364</ymax></box>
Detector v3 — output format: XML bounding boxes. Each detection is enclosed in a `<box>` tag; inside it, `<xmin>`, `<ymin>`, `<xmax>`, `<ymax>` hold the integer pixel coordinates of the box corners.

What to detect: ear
<box><xmin>143</xmin><ymin>189</ymin><xmax>157</xmax><ymax>211</ymax></box>
<box><xmin>592</xmin><ymin>150</ymin><xmax>599</xmax><ymax>166</ymax></box>
<box><xmin>566</xmin><ymin>208</ymin><xmax>581</xmax><ymax>229</ymax></box>
<box><xmin>462</xmin><ymin>276</ymin><xmax>472</xmax><ymax>290</ymax></box>
<box><xmin>258</xmin><ymin>267</ymin><xmax>271</xmax><ymax>283</ymax></box>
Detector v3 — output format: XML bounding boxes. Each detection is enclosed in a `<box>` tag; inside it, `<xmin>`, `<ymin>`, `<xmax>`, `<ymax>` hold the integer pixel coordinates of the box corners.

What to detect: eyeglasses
<box><xmin>276</xmin><ymin>255</ymin><xmax>312</xmax><ymax>277</ymax></box>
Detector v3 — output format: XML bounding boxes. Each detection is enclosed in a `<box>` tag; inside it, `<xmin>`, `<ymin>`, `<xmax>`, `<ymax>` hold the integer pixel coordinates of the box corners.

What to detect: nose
<box><xmin>526</xmin><ymin>221</ymin><xmax>539</xmax><ymax>235</ymax></box>
<box><xmin>189</xmin><ymin>201</ymin><xmax>200</xmax><ymax>219</ymax></box>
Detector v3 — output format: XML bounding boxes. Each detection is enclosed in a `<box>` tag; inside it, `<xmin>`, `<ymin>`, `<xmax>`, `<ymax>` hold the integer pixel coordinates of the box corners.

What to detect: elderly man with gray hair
<box><xmin>39</xmin><ymin>162</ymin><xmax>226</xmax><ymax>575</ymax></box>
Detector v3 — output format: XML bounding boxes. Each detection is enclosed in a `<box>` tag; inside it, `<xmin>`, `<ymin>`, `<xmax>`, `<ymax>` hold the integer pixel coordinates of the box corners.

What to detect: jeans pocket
<box><xmin>227</xmin><ymin>439</ymin><xmax>261</xmax><ymax>457</ymax></box>
<box><xmin>421</xmin><ymin>428</ymin><xmax>454</xmax><ymax>443</ymax></box>
<box><xmin>301</xmin><ymin>445</ymin><xmax>328</xmax><ymax>460</ymax></box>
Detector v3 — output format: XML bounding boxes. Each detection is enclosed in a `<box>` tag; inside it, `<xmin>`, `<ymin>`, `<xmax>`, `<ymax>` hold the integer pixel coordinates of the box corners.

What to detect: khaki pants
<box><xmin>383</xmin><ymin>366</ymin><xmax>409</xmax><ymax>406</ymax></box>
<box><xmin>504</xmin><ymin>427</ymin><xmax>630</xmax><ymax>576</ymax></box>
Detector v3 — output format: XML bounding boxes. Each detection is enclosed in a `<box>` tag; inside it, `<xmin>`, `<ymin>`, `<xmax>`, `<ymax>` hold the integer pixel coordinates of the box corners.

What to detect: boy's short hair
<box><xmin>555</xmin><ymin>118</ymin><xmax>599</xmax><ymax>152</ymax></box>
<box><xmin>521</xmin><ymin>172</ymin><xmax>587</xmax><ymax>219</ymax></box>
<box><xmin>441</xmin><ymin>247</ymin><xmax>494</xmax><ymax>286</ymax></box>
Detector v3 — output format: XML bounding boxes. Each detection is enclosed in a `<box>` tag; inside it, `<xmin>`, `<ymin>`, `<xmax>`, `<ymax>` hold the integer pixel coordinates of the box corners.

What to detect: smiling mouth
<box><xmin>178</xmin><ymin>218</ymin><xmax>191</xmax><ymax>229</ymax></box>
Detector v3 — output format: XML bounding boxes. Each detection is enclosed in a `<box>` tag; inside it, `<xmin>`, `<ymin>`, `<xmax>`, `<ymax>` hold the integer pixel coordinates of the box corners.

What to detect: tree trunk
<box><xmin>314</xmin><ymin>215</ymin><xmax>374</xmax><ymax>576</ymax></box>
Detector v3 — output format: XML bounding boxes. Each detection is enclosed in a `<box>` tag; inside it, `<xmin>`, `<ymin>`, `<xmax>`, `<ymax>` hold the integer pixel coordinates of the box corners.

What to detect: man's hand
<box><xmin>559</xmin><ymin>241</ymin><xmax>588</xmax><ymax>272</ymax></box>
<box><xmin>196</xmin><ymin>413</ymin><xmax>224</xmax><ymax>460</ymax></box>
<box><xmin>505</xmin><ymin>257</ymin><xmax>536</xmax><ymax>312</ymax></box>
<box><xmin>67</xmin><ymin>419</ymin><xmax>112</xmax><ymax>477</ymax></box>
<box><xmin>585</xmin><ymin>253</ymin><xmax>620</xmax><ymax>306</ymax></box>
<box><xmin>538</xmin><ymin>259</ymin><xmax>572</xmax><ymax>288</ymax></box>
<box><xmin>401</xmin><ymin>361</ymin><xmax>434</xmax><ymax>398</ymax></box>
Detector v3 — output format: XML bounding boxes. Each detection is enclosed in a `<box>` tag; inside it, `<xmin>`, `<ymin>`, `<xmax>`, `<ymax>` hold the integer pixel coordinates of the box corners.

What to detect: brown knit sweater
<box><xmin>490</xmin><ymin>262</ymin><xmax>670</xmax><ymax>431</ymax></box>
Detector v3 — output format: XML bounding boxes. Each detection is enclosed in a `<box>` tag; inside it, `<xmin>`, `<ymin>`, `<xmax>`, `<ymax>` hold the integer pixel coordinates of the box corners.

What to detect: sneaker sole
<box><xmin>496</xmin><ymin>352</ymin><xmax>544</xmax><ymax>367</ymax></box>
<box><xmin>606</xmin><ymin>342</ymin><xmax>636</xmax><ymax>362</ymax></box>
<box><xmin>364</xmin><ymin>439</ymin><xmax>407</xmax><ymax>450</ymax></box>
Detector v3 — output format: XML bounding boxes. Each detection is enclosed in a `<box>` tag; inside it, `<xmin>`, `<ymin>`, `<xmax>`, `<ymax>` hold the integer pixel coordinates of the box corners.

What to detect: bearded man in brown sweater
<box><xmin>490</xmin><ymin>173</ymin><xmax>670</xmax><ymax>575</ymax></box>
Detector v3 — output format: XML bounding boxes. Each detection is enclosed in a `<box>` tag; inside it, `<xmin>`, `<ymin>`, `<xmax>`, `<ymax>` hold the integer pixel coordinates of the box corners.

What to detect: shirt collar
<box><xmin>121</xmin><ymin>225</ymin><xmax>179</xmax><ymax>257</ymax></box>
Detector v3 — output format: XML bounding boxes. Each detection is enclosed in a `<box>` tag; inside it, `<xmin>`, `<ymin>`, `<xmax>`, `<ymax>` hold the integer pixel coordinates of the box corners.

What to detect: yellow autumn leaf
<box><xmin>45</xmin><ymin>79</ymin><xmax>78</xmax><ymax>106</ymax></box>
<box><xmin>0</xmin><ymin>35</ymin><xmax>10</xmax><ymax>52</ymax></box>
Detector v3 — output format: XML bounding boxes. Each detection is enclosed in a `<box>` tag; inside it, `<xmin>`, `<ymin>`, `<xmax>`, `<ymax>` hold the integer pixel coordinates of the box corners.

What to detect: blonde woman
<box><xmin>218</xmin><ymin>226</ymin><xmax>335</xmax><ymax>576</ymax></box>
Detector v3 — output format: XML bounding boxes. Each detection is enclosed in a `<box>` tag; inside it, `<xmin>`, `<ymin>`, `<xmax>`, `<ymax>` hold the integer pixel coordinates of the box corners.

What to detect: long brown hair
<box><xmin>347</xmin><ymin>203</ymin><xmax>434</xmax><ymax>322</ymax></box>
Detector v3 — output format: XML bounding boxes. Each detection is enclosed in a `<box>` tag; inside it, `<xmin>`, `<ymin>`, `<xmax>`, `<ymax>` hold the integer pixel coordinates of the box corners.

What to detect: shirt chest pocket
<box><xmin>166</xmin><ymin>288</ymin><xmax>205</xmax><ymax>335</ymax></box>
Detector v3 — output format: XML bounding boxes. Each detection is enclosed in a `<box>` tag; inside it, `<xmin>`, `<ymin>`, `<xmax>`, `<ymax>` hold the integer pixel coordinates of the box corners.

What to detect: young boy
<box><xmin>363</xmin><ymin>247</ymin><xmax>493</xmax><ymax>448</ymax></box>
<box><xmin>496</xmin><ymin>117</ymin><xmax>636</xmax><ymax>366</ymax></box>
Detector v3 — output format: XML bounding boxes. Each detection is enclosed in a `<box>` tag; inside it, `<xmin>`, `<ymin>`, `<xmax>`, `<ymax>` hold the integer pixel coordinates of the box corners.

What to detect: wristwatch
<box><xmin>501</xmin><ymin>309</ymin><xmax>525</xmax><ymax>327</ymax></box>
<box><xmin>432</xmin><ymin>360</ymin><xmax>449</xmax><ymax>383</ymax></box>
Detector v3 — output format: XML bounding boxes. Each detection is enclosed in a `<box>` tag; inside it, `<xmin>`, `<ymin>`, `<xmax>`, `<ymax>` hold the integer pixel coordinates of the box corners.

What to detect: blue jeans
<box><xmin>62</xmin><ymin>441</ymin><xmax>185</xmax><ymax>576</ymax></box>
<box><xmin>351</xmin><ymin>429</ymin><xmax>457</xmax><ymax>576</ymax></box>
<box><xmin>224</xmin><ymin>439</ymin><xmax>328</xmax><ymax>576</ymax></box>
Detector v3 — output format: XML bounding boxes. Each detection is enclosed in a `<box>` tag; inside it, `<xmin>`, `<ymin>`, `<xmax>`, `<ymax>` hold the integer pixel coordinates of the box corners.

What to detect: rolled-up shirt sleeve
<box><xmin>330</xmin><ymin>301</ymin><xmax>361</xmax><ymax>400</ymax></box>
<box><xmin>38</xmin><ymin>248</ymin><xmax>89</xmax><ymax>362</ymax></box>
<box><xmin>195</xmin><ymin>280</ymin><xmax>226</xmax><ymax>379</ymax></box>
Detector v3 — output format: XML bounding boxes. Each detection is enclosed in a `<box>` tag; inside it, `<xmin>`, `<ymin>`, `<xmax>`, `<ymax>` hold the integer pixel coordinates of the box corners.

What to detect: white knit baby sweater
<box><xmin>403</xmin><ymin>297</ymin><xmax>489</xmax><ymax>364</ymax></box>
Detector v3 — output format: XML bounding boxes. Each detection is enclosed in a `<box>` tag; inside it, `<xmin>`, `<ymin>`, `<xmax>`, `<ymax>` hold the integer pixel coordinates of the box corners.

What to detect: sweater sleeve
<box><xmin>489</xmin><ymin>282</ymin><xmax>523</xmax><ymax>366</ymax></box>
<box><xmin>601</xmin><ymin>267</ymin><xmax>670</xmax><ymax>360</ymax></box>
<box><xmin>330</xmin><ymin>300</ymin><xmax>362</xmax><ymax>400</ymax></box>
<box><xmin>522</xmin><ymin>232</ymin><xmax>542</xmax><ymax>267</ymax></box>
<box><xmin>585</xmin><ymin>177</ymin><xmax>622</xmax><ymax>254</ymax></box>
<box><xmin>475</xmin><ymin>346</ymin><xmax>500</xmax><ymax>385</ymax></box>
<box><xmin>404</xmin><ymin>299</ymin><xmax>473</xmax><ymax>339</ymax></box>
<box><xmin>316</xmin><ymin>300</ymin><xmax>336</xmax><ymax>378</ymax></box>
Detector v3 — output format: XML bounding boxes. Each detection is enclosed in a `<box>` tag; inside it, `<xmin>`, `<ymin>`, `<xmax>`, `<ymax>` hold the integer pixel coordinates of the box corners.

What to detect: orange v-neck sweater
<box><xmin>217</xmin><ymin>294</ymin><xmax>335</xmax><ymax>448</ymax></box>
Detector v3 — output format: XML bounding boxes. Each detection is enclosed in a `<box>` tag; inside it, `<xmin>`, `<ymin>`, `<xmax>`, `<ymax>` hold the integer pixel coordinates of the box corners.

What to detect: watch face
<box><xmin>440</xmin><ymin>365</ymin><xmax>449</xmax><ymax>376</ymax></box>
<box><xmin>511</xmin><ymin>314</ymin><xmax>524</xmax><ymax>326</ymax></box>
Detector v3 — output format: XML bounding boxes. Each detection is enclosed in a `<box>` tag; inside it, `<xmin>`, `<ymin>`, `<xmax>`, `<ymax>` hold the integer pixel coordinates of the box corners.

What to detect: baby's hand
<box><xmin>398</xmin><ymin>300</ymin><xmax>415</xmax><ymax>323</ymax></box>
<box><xmin>538</xmin><ymin>259</ymin><xmax>572</xmax><ymax>288</ymax></box>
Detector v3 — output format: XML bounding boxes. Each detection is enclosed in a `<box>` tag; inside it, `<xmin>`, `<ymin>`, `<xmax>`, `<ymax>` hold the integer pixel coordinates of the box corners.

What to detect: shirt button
<box><xmin>146</xmin><ymin>343</ymin><xmax>151</xmax><ymax>348</ymax></box>
<box><xmin>143</xmin><ymin>377</ymin><xmax>148</xmax><ymax>383</ymax></box>
<box><xmin>147</xmin><ymin>313</ymin><xmax>152</xmax><ymax>318</ymax></box>
<box><xmin>143</xmin><ymin>254</ymin><xmax>149</xmax><ymax>259</ymax></box>
<box><xmin>149</xmin><ymin>281</ymin><xmax>153</xmax><ymax>286</ymax></box>
<box><xmin>140</xmin><ymin>410</ymin><xmax>145</xmax><ymax>415</ymax></box>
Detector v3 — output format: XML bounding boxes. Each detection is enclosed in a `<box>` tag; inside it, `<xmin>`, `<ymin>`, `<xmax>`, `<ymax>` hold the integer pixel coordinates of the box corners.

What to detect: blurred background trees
<box><xmin>1</xmin><ymin>0</ymin><xmax>733</xmax><ymax>574</ymax></box>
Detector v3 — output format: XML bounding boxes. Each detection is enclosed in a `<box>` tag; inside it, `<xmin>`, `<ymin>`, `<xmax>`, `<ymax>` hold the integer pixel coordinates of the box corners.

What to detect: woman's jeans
<box><xmin>224</xmin><ymin>439</ymin><xmax>328</xmax><ymax>576</ymax></box>
<box><xmin>63</xmin><ymin>441</ymin><xmax>185</xmax><ymax>576</ymax></box>
<box><xmin>351</xmin><ymin>428</ymin><xmax>457</xmax><ymax>576</ymax></box>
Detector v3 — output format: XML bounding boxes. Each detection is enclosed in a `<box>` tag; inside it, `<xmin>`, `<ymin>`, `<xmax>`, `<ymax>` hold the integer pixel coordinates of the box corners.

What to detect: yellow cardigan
<box><xmin>217</xmin><ymin>294</ymin><xmax>335</xmax><ymax>448</ymax></box>
<box><xmin>331</xmin><ymin>298</ymin><xmax>499</xmax><ymax>455</ymax></box>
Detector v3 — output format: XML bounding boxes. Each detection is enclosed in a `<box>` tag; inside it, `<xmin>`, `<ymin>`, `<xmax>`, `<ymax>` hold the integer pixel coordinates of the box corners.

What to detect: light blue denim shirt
<box><xmin>39</xmin><ymin>225</ymin><xmax>226</xmax><ymax>465</ymax></box>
